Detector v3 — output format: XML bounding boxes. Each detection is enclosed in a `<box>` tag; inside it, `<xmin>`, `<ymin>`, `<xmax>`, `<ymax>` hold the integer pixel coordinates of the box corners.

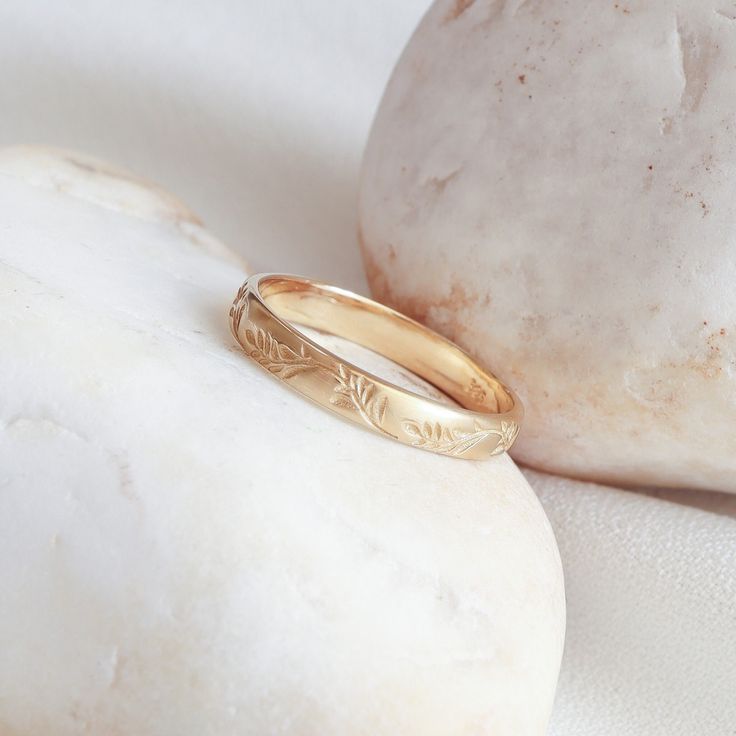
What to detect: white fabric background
<box><xmin>1</xmin><ymin>2</ymin><xmax>735</xmax><ymax>734</ymax></box>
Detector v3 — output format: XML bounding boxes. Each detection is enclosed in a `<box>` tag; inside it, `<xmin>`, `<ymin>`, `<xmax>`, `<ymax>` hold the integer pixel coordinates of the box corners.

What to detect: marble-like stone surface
<box><xmin>359</xmin><ymin>0</ymin><xmax>736</xmax><ymax>492</ymax></box>
<box><xmin>0</xmin><ymin>147</ymin><xmax>565</xmax><ymax>735</ymax></box>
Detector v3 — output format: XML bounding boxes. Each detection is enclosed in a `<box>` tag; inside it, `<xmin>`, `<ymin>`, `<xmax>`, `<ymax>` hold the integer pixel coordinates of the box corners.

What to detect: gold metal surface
<box><xmin>230</xmin><ymin>273</ymin><xmax>523</xmax><ymax>459</ymax></box>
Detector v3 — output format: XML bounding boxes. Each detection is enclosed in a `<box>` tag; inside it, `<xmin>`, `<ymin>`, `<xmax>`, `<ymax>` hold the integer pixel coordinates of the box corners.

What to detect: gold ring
<box><xmin>229</xmin><ymin>274</ymin><xmax>522</xmax><ymax>459</ymax></box>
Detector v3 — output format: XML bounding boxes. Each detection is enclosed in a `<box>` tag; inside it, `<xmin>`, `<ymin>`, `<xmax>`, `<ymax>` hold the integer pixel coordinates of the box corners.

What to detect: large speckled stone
<box><xmin>0</xmin><ymin>147</ymin><xmax>564</xmax><ymax>735</ymax></box>
<box><xmin>359</xmin><ymin>0</ymin><xmax>736</xmax><ymax>492</ymax></box>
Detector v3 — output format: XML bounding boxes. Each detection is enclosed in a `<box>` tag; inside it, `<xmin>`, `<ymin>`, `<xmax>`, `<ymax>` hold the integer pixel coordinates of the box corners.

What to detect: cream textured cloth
<box><xmin>529</xmin><ymin>471</ymin><xmax>736</xmax><ymax>735</ymax></box>
<box><xmin>1</xmin><ymin>1</ymin><xmax>734</xmax><ymax>733</ymax></box>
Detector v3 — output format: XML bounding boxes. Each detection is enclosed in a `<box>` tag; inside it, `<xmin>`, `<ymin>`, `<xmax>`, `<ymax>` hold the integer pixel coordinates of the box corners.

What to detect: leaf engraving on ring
<box><xmin>330</xmin><ymin>363</ymin><xmax>395</xmax><ymax>437</ymax></box>
<box><xmin>239</xmin><ymin>324</ymin><xmax>396</xmax><ymax>437</ymax></box>
<box><xmin>244</xmin><ymin>326</ymin><xmax>319</xmax><ymax>378</ymax></box>
<box><xmin>237</xmin><ymin>321</ymin><xmax>519</xmax><ymax>455</ymax></box>
<box><xmin>229</xmin><ymin>283</ymin><xmax>250</xmax><ymax>333</ymax></box>
<box><xmin>229</xmin><ymin>282</ymin><xmax>519</xmax><ymax>456</ymax></box>
<box><xmin>400</xmin><ymin>419</ymin><xmax>519</xmax><ymax>457</ymax></box>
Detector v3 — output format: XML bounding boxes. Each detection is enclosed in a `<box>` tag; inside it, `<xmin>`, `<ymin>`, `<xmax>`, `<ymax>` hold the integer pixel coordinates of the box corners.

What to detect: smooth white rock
<box><xmin>359</xmin><ymin>0</ymin><xmax>736</xmax><ymax>492</ymax></box>
<box><xmin>0</xmin><ymin>147</ymin><xmax>565</xmax><ymax>735</ymax></box>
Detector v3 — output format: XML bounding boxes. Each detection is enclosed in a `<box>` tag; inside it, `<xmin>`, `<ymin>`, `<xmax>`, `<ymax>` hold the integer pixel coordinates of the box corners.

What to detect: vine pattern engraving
<box><xmin>229</xmin><ymin>283</ymin><xmax>250</xmax><ymax>333</ymax></box>
<box><xmin>244</xmin><ymin>326</ymin><xmax>318</xmax><ymax>378</ymax></box>
<box><xmin>401</xmin><ymin>419</ymin><xmax>519</xmax><ymax>457</ymax></box>
<box><xmin>236</xmin><ymin>320</ymin><xmax>518</xmax><ymax>456</ymax></box>
<box><xmin>496</xmin><ymin>421</ymin><xmax>520</xmax><ymax>451</ymax></box>
<box><xmin>242</xmin><ymin>323</ymin><xmax>394</xmax><ymax>436</ymax></box>
<box><xmin>331</xmin><ymin>364</ymin><xmax>393</xmax><ymax>436</ymax></box>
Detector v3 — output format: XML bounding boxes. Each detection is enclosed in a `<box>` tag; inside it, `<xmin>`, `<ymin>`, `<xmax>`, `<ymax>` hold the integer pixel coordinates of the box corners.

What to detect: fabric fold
<box><xmin>527</xmin><ymin>469</ymin><xmax>736</xmax><ymax>736</ymax></box>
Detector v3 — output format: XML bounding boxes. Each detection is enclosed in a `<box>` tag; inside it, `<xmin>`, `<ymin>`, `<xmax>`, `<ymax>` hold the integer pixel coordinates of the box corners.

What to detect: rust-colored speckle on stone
<box><xmin>358</xmin><ymin>224</ymin><xmax>394</xmax><ymax>310</ymax></box>
<box><xmin>426</xmin><ymin>168</ymin><xmax>460</xmax><ymax>194</ymax></box>
<box><xmin>444</xmin><ymin>0</ymin><xmax>476</xmax><ymax>22</ymax></box>
<box><xmin>682</xmin><ymin>328</ymin><xmax>732</xmax><ymax>379</ymax></box>
<box><xmin>360</xmin><ymin>231</ymin><xmax>488</xmax><ymax>347</ymax></box>
<box><xmin>518</xmin><ymin>74</ymin><xmax>527</xmax><ymax>84</ymax></box>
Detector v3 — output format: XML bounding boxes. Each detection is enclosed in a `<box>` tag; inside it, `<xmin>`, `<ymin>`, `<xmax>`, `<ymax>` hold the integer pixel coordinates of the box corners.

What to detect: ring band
<box><xmin>230</xmin><ymin>274</ymin><xmax>522</xmax><ymax>460</ymax></box>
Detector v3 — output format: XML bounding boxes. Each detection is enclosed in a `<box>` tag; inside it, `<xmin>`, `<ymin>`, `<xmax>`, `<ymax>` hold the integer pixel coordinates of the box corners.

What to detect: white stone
<box><xmin>0</xmin><ymin>147</ymin><xmax>564</xmax><ymax>735</ymax></box>
<box><xmin>359</xmin><ymin>0</ymin><xmax>736</xmax><ymax>492</ymax></box>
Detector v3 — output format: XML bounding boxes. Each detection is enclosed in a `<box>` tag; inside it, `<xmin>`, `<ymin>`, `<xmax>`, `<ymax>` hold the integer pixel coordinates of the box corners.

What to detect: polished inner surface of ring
<box><xmin>230</xmin><ymin>274</ymin><xmax>522</xmax><ymax>459</ymax></box>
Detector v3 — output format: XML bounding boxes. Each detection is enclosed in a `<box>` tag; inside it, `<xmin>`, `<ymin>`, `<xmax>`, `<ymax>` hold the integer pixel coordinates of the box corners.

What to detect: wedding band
<box><xmin>229</xmin><ymin>273</ymin><xmax>523</xmax><ymax>459</ymax></box>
